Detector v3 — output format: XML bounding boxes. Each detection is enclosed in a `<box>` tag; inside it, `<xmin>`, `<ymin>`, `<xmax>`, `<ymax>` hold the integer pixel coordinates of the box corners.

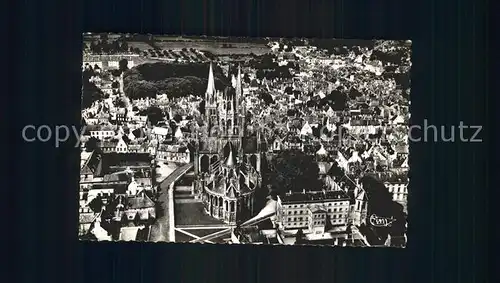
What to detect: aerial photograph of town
<box><xmin>79</xmin><ymin>34</ymin><xmax>411</xmax><ymax>247</ymax></box>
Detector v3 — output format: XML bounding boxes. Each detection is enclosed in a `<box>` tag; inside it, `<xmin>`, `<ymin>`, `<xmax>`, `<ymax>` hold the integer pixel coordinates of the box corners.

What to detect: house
<box><xmin>80</xmin><ymin>151</ymin><xmax>102</xmax><ymax>183</ymax></box>
<box><xmin>270</xmin><ymin>137</ymin><xmax>283</xmax><ymax>152</ymax></box>
<box><xmin>300</xmin><ymin>121</ymin><xmax>313</xmax><ymax>136</ymax></box>
<box><xmin>283</xmin><ymin>135</ymin><xmax>302</xmax><ymax>150</ymax></box>
<box><xmin>384</xmin><ymin>181</ymin><xmax>408</xmax><ymax>205</ymax></box>
<box><xmin>127</xmin><ymin>143</ymin><xmax>148</xmax><ymax>153</ymax></box>
<box><xmin>276</xmin><ymin>190</ymin><xmax>351</xmax><ymax>235</ymax></box>
<box><xmin>335</xmin><ymin>151</ymin><xmax>349</xmax><ymax>172</ymax></box>
<box><xmin>79</xmin><ymin>206</ymin><xmax>97</xmax><ymax>236</ymax></box>
<box><xmin>115</xmin><ymin>138</ymin><xmax>128</xmax><ymax>153</ymax></box>
<box><xmin>115</xmin><ymin>109</ymin><xmax>129</xmax><ymax>124</ymax></box>
<box><xmin>349</xmin><ymin>184</ymin><xmax>369</xmax><ymax>226</ymax></box>
<box><xmin>151</xmin><ymin>126</ymin><xmax>170</xmax><ymax>142</ymax></box>
<box><xmin>112</xmin><ymin>191</ymin><xmax>156</xmax><ymax>226</ymax></box>
<box><xmin>391</xmin><ymin>115</ymin><xmax>406</xmax><ymax>125</ymax></box>
<box><xmin>90</xmin><ymin>125</ymin><xmax>116</xmax><ymax>139</ymax></box>
<box><xmin>156</xmin><ymin>144</ymin><xmax>190</xmax><ymax>163</ymax></box>
<box><xmin>98</xmin><ymin>139</ymin><xmax>119</xmax><ymax>153</ymax></box>
<box><xmin>118</xmin><ymin>226</ymin><xmax>150</xmax><ymax>241</ymax></box>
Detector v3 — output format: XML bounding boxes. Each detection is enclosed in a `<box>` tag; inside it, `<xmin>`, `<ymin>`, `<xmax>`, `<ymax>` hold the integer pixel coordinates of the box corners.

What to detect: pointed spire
<box><xmin>224</xmin><ymin>142</ymin><xmax>237</xmax><ymax>167</ymax></box>
<box><xmin>316</xmin><ymin>143</ymin><xmax>327</xmax><ymax>155</ymax></box>
<box><xmin>206</xmin><ymin>63</ymin><xmax>216</xmax><ymax>103</ymax></box>
<box><xmin>235</xmin><ymin>64</ymin><xmax>242</xmax><ymax>101</ymax></box>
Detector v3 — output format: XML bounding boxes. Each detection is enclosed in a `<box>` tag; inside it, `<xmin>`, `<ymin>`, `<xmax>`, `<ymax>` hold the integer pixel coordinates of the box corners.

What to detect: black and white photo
<box><xmin>79</xmin><ymin>34</ymin><xmax>411</xmax><ymax>247</ymax></box>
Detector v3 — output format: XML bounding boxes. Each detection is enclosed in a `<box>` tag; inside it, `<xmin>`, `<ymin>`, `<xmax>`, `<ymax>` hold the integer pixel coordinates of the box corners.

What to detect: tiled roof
<box><xmin>92</xmin><ymin>125</ymin><xmax>116</xmax><ymax>131</ymax></box>
<box><xmin>281</xmin><ymin>190</ymin><xmax>349</xmax><ymax>204</ymax></box>
<box><xmin>102</xmin><ymin>172</ymin><xmax>130</xmax><ymax>182</ymax></box>
<box><xmin>127</xmin><ymin>194</ymin><xmax>155</xmax><ymax>210</ymax></box>
<box><xmin>99</xmin><ymin>140</ymin><xmax>118</xmax><ymax>148</ymax></box>
<box><xmin>81</xmin><ymin>152</ymin><xmax>102</xmax><ymax>176</ymax></box>
<box><xmin>394</xmin><ymin>144</ymin><xmax>408</xmax><ymax>154</ymax></box>
<box><xmin>79</xmin><ymin>212</ymin><xmax>96</xmax><ymax>224</ymax></box>
<box><xmin>118</xmin><ymin>227</ymin><xmax>140</xmax><ymax>241</ymax></box>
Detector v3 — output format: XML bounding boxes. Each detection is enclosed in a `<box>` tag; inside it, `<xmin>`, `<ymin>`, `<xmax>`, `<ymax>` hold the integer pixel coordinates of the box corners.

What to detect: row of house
<box><xmin>79</xmin><ymin>151</ymin><xmax>157</xmax><ymax>241</ymax></box>
<box><xmin>82</xmin><ymin>54</ymin><xmax>139</xmax><ymax>70</ymax></box>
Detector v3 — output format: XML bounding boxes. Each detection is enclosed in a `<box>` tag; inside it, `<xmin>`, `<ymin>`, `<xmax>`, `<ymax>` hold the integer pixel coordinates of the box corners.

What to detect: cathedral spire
<box><xmin>235</xmin><ymin>64</ymin><xmax>242</xmax><ymax>98</ymax></box>
<box><xmin>224</xmin><ymin>142</ymin><xmax>237</xmax><ymax>167</ymax></box>
<box><xmin>206</xmin><ymin>63</ymin><xmax>216</xmax><ymax>104</ymax></box>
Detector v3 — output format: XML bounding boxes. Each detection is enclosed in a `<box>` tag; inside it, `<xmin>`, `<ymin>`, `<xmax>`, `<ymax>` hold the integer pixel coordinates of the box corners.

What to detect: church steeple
<box><xmin>224</xmin><ymin>142</ymin><xmax>237</xmax><ymax>168</ymax></box>
<box><xmin>205</xmin><ymin>63</ymin><xmax>216</xmax><ymax>106</ymax></box>
<box><xmin>235</xmin><ymin>65</ymin><xmax>242</xmax><ymax>106</ymax></box>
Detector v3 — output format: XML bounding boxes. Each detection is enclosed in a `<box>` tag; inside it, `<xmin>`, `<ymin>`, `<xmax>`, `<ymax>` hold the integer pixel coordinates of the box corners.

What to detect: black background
<box><xmin>11</xmin><ymin>0</ymin><xmax>490</xmax><ymax>282</ymax></box>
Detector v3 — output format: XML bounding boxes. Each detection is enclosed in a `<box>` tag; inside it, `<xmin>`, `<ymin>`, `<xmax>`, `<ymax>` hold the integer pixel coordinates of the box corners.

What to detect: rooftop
<box><xmin>281</xmin><ymin>190</ymin><xmax>350</xmax><ymax>204</ymax></box>
<box><xmin>118</xmin><ymin>227</ymin><xmax>140</xmax><ymax>241</ymax></box>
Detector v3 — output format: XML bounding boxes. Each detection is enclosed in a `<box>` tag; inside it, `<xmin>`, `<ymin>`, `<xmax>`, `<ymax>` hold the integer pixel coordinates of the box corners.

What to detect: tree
<box><xmin>88</xmin><ymin>195</ymin><xmax>104</xmax><ymax>213</ymax></box>
<box><xmin>119</xmin><ymin>59</ymin><xmax>129</xmax><ymax>72</ymax></box>
<box><xmin>82</xmin><ymin>79</ymin><xmax>104</xmax><ymax>109</ymax></box>
<box><xmin>256</xmin><ymin>69</ymin><xmax>265</xmax><ymax>80</ymax></box>
<box><xmin>243</xmin><ymin>73</ymin><xmax>251</xmax><ymax>84</ymax></box>
<box><xmin>198</xmin><ymin>100</ymin><xmax>205</xmax><ymax>114</ymax></box>
<box><xmin>361</xmin><ymin>176</ymin><xmax>407</xmax><ymax>244</ymax></box>
<box><xmin>324</xmin><ymin>90</ymin><xmax>348</xmax><ymax>111</ymax></box>
<box><xmin>327</xmin><ymin>161</ymin><xmax>345</xmax><ymax>178</ymax></box>
<box><xmin>258</xmin><ymin>92</ymin><xmax>274</xmax><ymax>105</ymax></box>
<box><xmin>306</xmin><ymin>100</ymin><xmax>316</xmax><ymax>108</ymax></box>
<box><xmin>116</xmin><ymin>97</ymin><xmax>127</xmax><ymax>108</ymax></box>
<box><xmin>286</xmin><ymin>109</ymin><xmax>296</xmax><ymax>116</ymax></box>
<box><xmin>89</xmin><ymin>41</ymin><xmax>101</xmax><ymax>53</ymax></box>
<box><xmin>138</xmin><ymin>106</ymin><xmax>164</xmax><ymax>126</ymax></box>
<box><xmin>295</xmin><ymin>228</ymin><xmax>306</xmax><ymax>244</ymax></box>
<box><xmin>173</xmin><ymin>114</ymin><xmax>182</xmax><ymax>123</ymax></box>
<box><xmin>120</xmin><ymin>41</ymin><xmax>129</xmax><ymax>52</ymax></box>
<box><xmin>265</xmin><ymin>150</ymin><xmax>322</xmax><ymax>195</ymax></box>
<box><xmin>85</xmin><ymin>137</ymin><xmax>100</xmax><ymax>152</ymax></box>
<box><xmin>124</xmin><ymin>80</ymin><xmax>158</xmax><ymax>100</ymax></box>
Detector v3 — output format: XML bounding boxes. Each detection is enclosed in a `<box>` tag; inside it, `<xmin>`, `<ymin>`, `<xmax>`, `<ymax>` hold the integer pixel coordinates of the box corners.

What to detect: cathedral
<box><xmin>193</xmin><ymin>63</ymin><xmax>265</xmax><ymax>225</ymax></box>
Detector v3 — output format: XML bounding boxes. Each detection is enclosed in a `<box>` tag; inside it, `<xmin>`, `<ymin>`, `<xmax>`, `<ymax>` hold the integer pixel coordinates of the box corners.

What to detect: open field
<box><xmin>128</xmin><ymin>41</ymin><xmax>154</xmax><ymax>50</ymax></box>
<box><xmin>154</xmin><ymin>41</ymin><xmax>270</xmax><ymax>55</ymax></box>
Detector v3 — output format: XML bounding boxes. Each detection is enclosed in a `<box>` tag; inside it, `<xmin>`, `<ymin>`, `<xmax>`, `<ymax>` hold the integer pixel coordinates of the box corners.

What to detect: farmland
<box><xmin>154</xmin><ymin>40</ymin><xmax>270</xmax><ymax>55</ymax></box>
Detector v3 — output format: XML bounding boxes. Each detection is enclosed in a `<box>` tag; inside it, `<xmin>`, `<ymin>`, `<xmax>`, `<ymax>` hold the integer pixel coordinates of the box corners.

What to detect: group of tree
<box><xmin>308</xmin><ymin>39</ymin><xmax>376</xmax><ymax>54</ymax></box>
<box><xmin>249</xmin><ymin>53</ymin><xmax>276</xmax><ymax>70</ymax></box>
<box><xmin>308</xmin><ymin>89</ymin><xmax>349</xmax><ymax>111</ymax></box>
<box><xmin>263</xmin><ymin>150</ymin><xmax>322</xmax><ymax>196</ymax></box>
<box><xmin>137</xmin><ymin>106</ymin><xmax>166</xmax><ymax>126</ymax></box>
<box><xmin>277</xmin><ymin>43</ymin><xmax>293</xmax><ymax>52</ymax></box>
<box><xmin>85</xmin><ymin>136</ymin><xmax>100</xmax><ymax>152</ymax></box>
<box><xmin>122</xmin><ymin>62</ymin><xmax>230</xmax><ymax>100</ymax></box>
<box><xmin>87</xmin><ymin>40</ymin><xmax>130</xmax><ymax>55</ymax></box>
<box><xmin>258</xmin><ymin>91</ymin><xmax>274</xmax><ymax>105</ymax></box>
<box><xmin>359</xmin><ymin>175</ymin><xmax>407</xmax><ymax>245</ymax></box>
<box><xmin>82</xmin><ymin>67</ymin><xmax>104</xmax><ymax>109</ymax></box>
